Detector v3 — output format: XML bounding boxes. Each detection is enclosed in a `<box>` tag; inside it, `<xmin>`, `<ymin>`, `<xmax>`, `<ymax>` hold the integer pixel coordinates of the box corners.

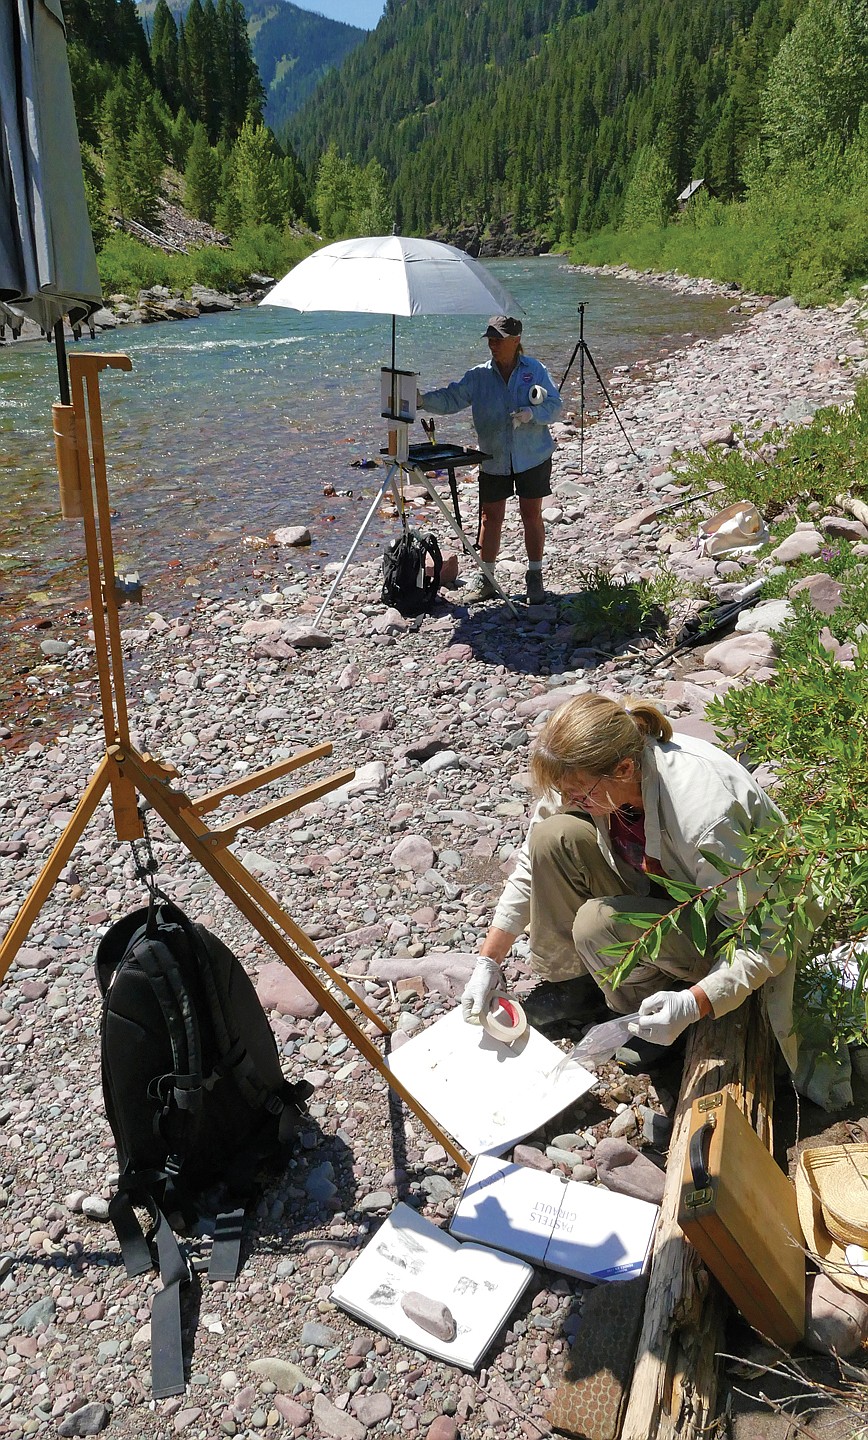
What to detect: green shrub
<box><xmin>96</xmin><ymin>225</ymin><xmax>317</xmax><ymax>297</ymax></box>
<box><xmin>566</xmin><ymin>562</ymin><xmax>679</xmax><ymax>645</ymax></box>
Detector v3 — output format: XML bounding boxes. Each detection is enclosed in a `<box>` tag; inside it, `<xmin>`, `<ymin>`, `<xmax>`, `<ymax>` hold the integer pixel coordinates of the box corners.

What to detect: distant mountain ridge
<box><xmin>136</xmin><ymin>0</ymin><xmax>365</xmax><ymax>133</ymax></box>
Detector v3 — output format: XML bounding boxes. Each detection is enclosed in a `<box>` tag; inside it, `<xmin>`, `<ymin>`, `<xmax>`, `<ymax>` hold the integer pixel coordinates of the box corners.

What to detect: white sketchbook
<box><xmin>387</xmin><ymin>1006</ymin><xmax>597</xmax><ymax>1156</ymax></box>
<box><xmin>330</xmin><ymin>1202</ymin><xmax>534</xmax><ymax>1369</ymax></box>
<box><xmin>450</xmin><ymin>1153</ymin><xmax>659</xmax><ymax>1282</ymax></box>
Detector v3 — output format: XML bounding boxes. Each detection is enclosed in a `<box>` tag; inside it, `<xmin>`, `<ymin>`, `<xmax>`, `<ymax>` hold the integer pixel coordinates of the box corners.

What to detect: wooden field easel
<box><xmin>0</xmin><ymin>351</ymin><xmax>469</xmax><ymax>1173</ymax></box>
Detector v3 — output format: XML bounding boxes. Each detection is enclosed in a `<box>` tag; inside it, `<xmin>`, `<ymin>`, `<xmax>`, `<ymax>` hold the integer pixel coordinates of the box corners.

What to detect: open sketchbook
<box><xmin>450</xmin><ymin>1153</ymin><xmax>659</xmax><ymax>1282</ymax></box>
<box><xmin>330</xmin><ymin>1202</ymin><xmax>534</xmax><ymax>1369</ymax></box>
<box><xmin>387</xmin><ymin>1005</ymin><xmax>597</xmax><ymax>1156</ymax></box>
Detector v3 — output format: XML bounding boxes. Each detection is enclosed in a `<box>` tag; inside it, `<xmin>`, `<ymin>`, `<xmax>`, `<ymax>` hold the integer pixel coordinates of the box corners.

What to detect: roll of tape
<box><xmin>482</xmin><ymin>993</ymin><xmax>528</xmax><ymax>1044</ymax></box>
<box><xmin>528</xmin><ymin>384</ymin><xmax>546</xmax><ymax>406</ymax></box>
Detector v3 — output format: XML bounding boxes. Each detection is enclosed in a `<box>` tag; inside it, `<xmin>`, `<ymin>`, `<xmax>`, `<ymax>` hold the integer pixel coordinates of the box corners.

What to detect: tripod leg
<box><xmin>583</xmin><ymin>342</ymin><xmax>639</xmax><ymax>458</ymax></box>
<box><xmin>0</xmin><ymin>754</ymin><xmax>113</xmax><ymax>986</ymax></box>
<box><xmin>313</xmin><ymin>465</ymin><xmax>397</xmax><ymax>627</ymax></box>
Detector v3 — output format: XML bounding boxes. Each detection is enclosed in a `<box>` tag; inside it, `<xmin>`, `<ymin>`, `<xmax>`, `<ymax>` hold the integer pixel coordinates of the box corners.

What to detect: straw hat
<box><xmin>795</xmin><ymin>1144</ymin><xmax>868</xmax><ymax>1296</ymax></box>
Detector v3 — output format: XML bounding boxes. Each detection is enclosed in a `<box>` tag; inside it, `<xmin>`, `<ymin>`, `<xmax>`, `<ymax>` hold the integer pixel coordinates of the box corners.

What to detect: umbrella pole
<box><xmin>53</xmin><ymin>319</ymin><xmax>71</xmax><ymax>406</ymax></box>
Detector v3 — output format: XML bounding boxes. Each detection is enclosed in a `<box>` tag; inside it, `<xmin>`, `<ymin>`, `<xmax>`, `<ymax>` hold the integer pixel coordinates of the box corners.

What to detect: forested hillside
<box><xmin>292</xmin><ymin>0</ymin><xmax>804</xmax><ymax>236</ymax></box>
<box><xmin>136</xmin><ymin>0</ymin><xmax>366</xmax><ymax>135</ymax></box>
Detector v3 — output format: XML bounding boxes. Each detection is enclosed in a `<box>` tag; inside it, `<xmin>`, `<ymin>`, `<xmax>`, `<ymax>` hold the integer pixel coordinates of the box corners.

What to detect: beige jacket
<box><xmin>492</xmin><ymin>732</ymin><xmax>798</xmax><ymax>1067</ymax></box>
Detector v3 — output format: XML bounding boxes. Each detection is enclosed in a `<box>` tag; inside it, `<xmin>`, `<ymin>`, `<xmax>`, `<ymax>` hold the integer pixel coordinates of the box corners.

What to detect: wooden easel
<box><xmin>0</xmin><ymin>352</ymin><xmax>469</xmax><ymax>1173</ymax></box>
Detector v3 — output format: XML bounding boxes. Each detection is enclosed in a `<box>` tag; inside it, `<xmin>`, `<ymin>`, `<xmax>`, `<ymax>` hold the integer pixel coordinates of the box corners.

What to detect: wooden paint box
<box><xmin>677</xmin><ymin>1089</ymin><xmax>805</xmax><ymax>1348</ymax></box>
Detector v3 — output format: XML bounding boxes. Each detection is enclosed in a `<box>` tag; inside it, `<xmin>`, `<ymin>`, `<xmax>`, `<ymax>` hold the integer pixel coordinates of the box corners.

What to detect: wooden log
<box><xmin>621</xmin><ymin>994</ymin><xmax>776</xmax><ymax>1440</ymax></box>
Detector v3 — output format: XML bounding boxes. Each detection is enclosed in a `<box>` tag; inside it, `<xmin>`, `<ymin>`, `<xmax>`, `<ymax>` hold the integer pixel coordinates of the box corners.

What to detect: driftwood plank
<box><xmin>621</xmin><ymin>994</ymin><xmax>775</xmax><ymax>1440</ymax></box>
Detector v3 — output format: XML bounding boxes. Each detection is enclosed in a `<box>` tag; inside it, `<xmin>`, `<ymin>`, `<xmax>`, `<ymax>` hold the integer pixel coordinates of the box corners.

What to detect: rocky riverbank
<box><xmin>0</xmin><ymin>282</ymin><xmax>272</xmax><ymax>347</ymax></box>
<box><xmin>2</xmin><ymin>291</ymin><xmax>868</xmax><ymax>1440</ymax></box>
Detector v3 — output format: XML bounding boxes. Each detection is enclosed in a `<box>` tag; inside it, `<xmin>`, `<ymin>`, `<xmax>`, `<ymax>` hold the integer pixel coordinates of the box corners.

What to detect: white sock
<box><xmin>527</xmin><ymin>560</ymin><xmax>543</xmax><ymax>572</ymax></box>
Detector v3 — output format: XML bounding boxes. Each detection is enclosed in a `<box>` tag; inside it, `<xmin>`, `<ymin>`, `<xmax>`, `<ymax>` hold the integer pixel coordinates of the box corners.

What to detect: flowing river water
<box><xmin>0</xmin><ymin>257</ymin><xmax>738</xmax><ymax>738</ymax></box>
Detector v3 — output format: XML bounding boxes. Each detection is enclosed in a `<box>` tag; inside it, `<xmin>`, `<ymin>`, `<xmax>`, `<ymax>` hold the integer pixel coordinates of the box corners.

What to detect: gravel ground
<box><xmin>2</xmin><ymin>280</ymin><xmax>868</xmax><ymax>1440</ymax></box>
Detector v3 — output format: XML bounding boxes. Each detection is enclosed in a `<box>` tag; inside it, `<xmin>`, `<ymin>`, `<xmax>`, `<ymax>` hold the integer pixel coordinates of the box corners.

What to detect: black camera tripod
<box><xmin>560</xmin><ymin>302</ymin><xmax>638</xmax><ymax>472</ymax></box>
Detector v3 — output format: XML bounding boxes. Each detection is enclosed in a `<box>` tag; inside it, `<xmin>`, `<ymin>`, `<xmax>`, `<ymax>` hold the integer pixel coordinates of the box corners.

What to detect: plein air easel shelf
<box><xmin>0</xmin><ymin>351</ymin><xmax>468</xmax><ymax>1174</ymax></box>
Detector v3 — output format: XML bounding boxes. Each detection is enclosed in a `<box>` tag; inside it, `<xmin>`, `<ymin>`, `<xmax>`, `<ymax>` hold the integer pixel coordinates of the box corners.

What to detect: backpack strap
<box><xmin>149</xmin><ymin>1204</ymin><xmax>191</xmax><ymax>1399</ymax></box>
<box><xmin>132</xmin><ymin>901</ymin><xmax>204</xmax><ymax>1163</ymax></box>
<box><xmin>208</xmin><ymin>1207</ymin><xmax>246</xmax><ymax>1282</ymax></box>
<box><xmin>166</xmin><ymin>904</ymin><xmax>285</xmax><ymax>1120</ymax></box>
<box><xmin>108</xmin><ymin>1176</ymin><xmax>190</xmax><ymax>1399</ymax></box>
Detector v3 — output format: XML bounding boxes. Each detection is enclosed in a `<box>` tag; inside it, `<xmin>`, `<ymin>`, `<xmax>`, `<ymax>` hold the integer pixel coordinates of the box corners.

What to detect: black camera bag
<box><xmin>381</xmin><ymin>525</ymin><xmax>443</xmax><ymax>613</ymax></box>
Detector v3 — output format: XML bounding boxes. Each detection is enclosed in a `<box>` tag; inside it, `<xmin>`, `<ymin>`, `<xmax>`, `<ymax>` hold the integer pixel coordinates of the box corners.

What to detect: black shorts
<box><xmin>478</xmin><ymin>457</ymin><xmax>552</xmax><ymax>504</ymax></box>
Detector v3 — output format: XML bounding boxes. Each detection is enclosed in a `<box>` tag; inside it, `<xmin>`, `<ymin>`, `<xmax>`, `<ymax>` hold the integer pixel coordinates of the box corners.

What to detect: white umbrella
<box><xmin>260</xmin><ymin>233</ymin><xmax>522</xmax><ymax>372</ymax></box>
<box><xmin>0</xmin><ymin>0</ymin><xmax>102</xmax><ymax>402</ymax></box>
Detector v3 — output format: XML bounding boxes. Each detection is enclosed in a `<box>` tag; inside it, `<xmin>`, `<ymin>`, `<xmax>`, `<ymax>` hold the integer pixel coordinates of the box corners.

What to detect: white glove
<box><xmin>512</xmin><ymin>407</ymin><xmax>534</xmax><ymax>427</ymax></box>
<box><xmin>628</xmin><ymin>989</ymin><xmax>701</xmax><ymax>1047</ymax></box>
<box><xmin>461</xmin><ymin>957</ymin><xmax>503</xmax><ymax>1024</ymax></box>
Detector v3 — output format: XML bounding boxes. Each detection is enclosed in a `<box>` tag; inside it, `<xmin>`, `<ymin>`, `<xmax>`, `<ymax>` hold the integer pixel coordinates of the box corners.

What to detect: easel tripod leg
<box><xmin>0</xmin><ymin>755</ymin><xmax>113</xmax><ymax>986</ymax></box>
<box><xmin>314</xmin><ymin>467</ymin><xmax>397</xmax><ymax>628</ymax></box>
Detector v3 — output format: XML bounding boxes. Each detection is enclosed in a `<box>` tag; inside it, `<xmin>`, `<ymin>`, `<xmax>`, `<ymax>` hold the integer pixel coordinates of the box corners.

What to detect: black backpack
<box><xmin>381</xmin><ymin>526</ymin><xmax>443</xmax><ymax>614</ymax></box>
<box><xmin>95</xmin><ymin>897</ymin><xmax>312</xmax><ymax>1399</ymax></box>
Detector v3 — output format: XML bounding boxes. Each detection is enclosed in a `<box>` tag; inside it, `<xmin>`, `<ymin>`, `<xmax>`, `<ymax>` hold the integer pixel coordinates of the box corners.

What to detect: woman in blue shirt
<box><xmin>418</xmin><ymin>316</ymin><xmax>562</xmax><ymax>604</ymax></box>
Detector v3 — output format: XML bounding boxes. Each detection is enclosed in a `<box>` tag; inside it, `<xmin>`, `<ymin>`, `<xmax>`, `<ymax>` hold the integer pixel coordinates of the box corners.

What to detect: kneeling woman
<box><xmin>461</xmin><ymin>694</ymin><xmax>797</xmax><ymax>1065</ymax></box>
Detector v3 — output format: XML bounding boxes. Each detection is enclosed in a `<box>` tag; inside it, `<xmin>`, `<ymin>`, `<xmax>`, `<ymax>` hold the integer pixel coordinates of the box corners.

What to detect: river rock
<box><xmin>58</xmin><ymin>1403</ymin><xmax>111</xmax><ymax>1437</ymax></box>
<box><xmin>400</xmin><ymin>1291</ymin><xmax>457</xmax><ymax>1342</ymax></box>
<box><xmin>351</xmin><ymin>1392</ymin><xmax>393</xmax><ymax>1427</ymax></box>
<box><xmin>594</xmin><ymin>1137</ymin><xmax>666</xmax><ymax>1204</ymax></box>
<box><xmin>390</xmin><ymin>835</ymin><xmax>435</xmax><ymax>872</ymax></box>
<box><xmin>255</xmin><ymin>961</ymin><xmax>322</xmax><ymax>1018</ymax></box>
<box><xmin>805</xmin><ymin>1274</ymin><xmax>868</xmax><ymax>1356</ymax></box>
<box><xmin>818</xmin><ymin>514</ymin><xmax>868</xmax><ymax>541</ymax></box>
<box><xmin>768</xmin><ymin>528</ymin><xmax>823</xmax><ymax>563</ymax></box>
<box><xmin>282</xmin><ymin>622</ymin><xmax>332</xmax><ymax>648</ymax></box>
<box><xmin>734</xmin><ymin>599</ymin><xmax>793</xmax><ymax>633</ymax></box>
<box><xmin>788</xmin><ymin>571</ymin><xmax>843</xmax><ymax>615</ymax></box>
<box><xmin>702</xmin><ymin>632</ymin><xmax>777</xmax><ymax>675</ymax></box>
<box><xmin>273</xmin><ymin>526</ymin><xmax>312</xmax><ymax>546</ymax></box>
<box><xmin>313</xmin><ymin>1393</ymin><xmax>366</xmax><ymax>1440</ymax></box>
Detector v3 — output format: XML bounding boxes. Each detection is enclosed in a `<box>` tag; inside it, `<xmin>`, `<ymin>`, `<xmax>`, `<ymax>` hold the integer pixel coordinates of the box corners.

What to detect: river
<box><xmin>0</xmin><ymin>257</ymin><xmax>737</xmax><ymax>736</ymax></box>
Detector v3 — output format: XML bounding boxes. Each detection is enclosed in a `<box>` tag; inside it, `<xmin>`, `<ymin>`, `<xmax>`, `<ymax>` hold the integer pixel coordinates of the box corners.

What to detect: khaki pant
<box><xmin>528</xmin><ymin>813</ymin><xmax>713</xmax><ymax>1013</ymax></box>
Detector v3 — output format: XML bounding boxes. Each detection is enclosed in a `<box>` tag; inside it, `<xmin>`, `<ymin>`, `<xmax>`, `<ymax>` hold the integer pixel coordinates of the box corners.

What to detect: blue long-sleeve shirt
<box><xmin>419</xmin><ymin>355</ymin><xmax>562</xmax><ymax>477</ymax></box>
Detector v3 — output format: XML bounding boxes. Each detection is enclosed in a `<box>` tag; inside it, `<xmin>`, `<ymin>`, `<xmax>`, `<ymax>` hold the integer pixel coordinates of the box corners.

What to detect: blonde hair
<box><xmin>530</xmin><ymin>693</ymin><xmax>672</xmax><ymax>795</ymax></box>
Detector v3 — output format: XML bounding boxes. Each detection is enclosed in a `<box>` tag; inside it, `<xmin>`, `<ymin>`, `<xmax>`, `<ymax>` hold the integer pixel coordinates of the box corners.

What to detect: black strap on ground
<box><xmin>150</xmin><ymin>1206</ymin><xmax>191</xmax><ymax>1399</ymax></box>
<box><xmin>208</xmin><ymin>1207</ymin><xmax>246</xmax><ymax>1282</ymax></box>
<box><xmin>108</xmin><ymin>1186</ymin><xmax>154</xmax><ymax>1277</ymax></box>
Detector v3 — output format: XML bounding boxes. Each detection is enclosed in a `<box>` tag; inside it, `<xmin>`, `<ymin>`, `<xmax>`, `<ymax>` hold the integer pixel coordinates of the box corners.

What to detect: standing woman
<box><xmin>418</xmin><ymin>316</ymin><xmax>562</xmax><ymax>603</ymax></box>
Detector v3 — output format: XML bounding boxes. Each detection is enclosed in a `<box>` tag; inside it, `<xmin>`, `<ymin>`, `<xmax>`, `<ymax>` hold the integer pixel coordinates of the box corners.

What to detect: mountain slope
<box><xmin>136</xmin><ymin>0</ymin><xmax>365</xmax><ymax>131</ymax></box>
<box><xmin>291</xmin><ymin>0</ymin><xmax>805</xmax><ymax>237</ymax></box>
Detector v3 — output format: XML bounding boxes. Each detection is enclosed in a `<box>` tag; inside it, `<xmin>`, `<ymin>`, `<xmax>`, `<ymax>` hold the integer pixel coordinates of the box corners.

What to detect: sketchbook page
<box><xmin>450</xmin><ymin>1153</ymin><xmax>660</xmax><ymax>1283</ymax></box>
<box><xmin>544</xmin><ymin>1182</ymin><xmax>659</xmax><ymax>1282</ymax></box>
<box><xmin>449</xmin><ymin>1154</ymin><xmax>560</xmax><ymax>1264</ymax></box>
<box><xmin>329</xmin><ymin>1202</ymin><xmax>533</xmax><ymax>1370</ymax></box>
<box><xmin>387</xmin><ymin>1006</ymin><xmax>597</xmax><ymax>1156</ymax></box>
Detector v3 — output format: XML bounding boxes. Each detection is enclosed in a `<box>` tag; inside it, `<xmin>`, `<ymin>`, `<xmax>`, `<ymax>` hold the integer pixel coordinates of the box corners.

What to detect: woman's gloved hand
<box><xmin>461</xmin><ymin>956</ymin><xmax>503</xmax><ymax>1024</ymax></box>
<box><xmin>512</xmin><ymin>407</ymin><xmax>534</xmax><ymax>427</ymax></box>
<box><xmin>628</xmin><ymin>989</ymin><xmax>701</xmax><ymax>1046</ymax></box>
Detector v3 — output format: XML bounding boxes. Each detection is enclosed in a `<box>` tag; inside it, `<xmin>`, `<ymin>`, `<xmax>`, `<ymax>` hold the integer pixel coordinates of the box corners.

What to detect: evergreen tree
<box><xmin>184</xmin><ymin>122</ymin><xmax>222</xmax><ymax>221</ymax></box>
<box><xmin>620</xmin><ymin>143</ymin><xmax>677</xmax><ymax>228</ymax></box>
<box><xmin>216</xmin><ymin>0</ymin><xmax>265</xmax><ymax>137</ymax></box>
<box><xmin>355</xmin><ymin>159</ymin><xmax>394</xmax><ymax>235</ymax></box>
<box><xmin>151</xmin><ymin>0</ymin><xmax>180</xmax><ymax>111</ymax></box>
<box><xmin>101</xmin><ymin>83</ymin><xmax>136</xmax><ymax>219</ymax></box>
<box><xmin>127</xmin><ymin>102</ymin><xmax>166</xmax><ymax>224</ymax></box>
<box><xmin>230</xmin><ymin>120</ymin><xmax>288</xmax><ymax>227</ymax></box>
<box><xmin>762</xmin><ymin>0</ymin><xmax>868</xmax><ymax>169</ymax></box>
<box><xmin>314</xmin><ymin>143</ymin><xmax>355</xmax><ymax>237</ymax></box>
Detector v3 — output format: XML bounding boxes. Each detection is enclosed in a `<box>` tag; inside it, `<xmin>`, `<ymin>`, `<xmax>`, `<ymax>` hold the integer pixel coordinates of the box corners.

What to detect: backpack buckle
<box><xmin>264</xmin><ymin>1094</ymin><xmax>284</xmax><ymax>1117</ymax></box>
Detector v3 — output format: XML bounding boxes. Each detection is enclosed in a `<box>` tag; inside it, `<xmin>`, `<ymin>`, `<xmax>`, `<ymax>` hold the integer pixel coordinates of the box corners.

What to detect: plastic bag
<box><xmin>565</xmin><ymin>1013</ymin><xmax>643</xmax><ymax>1068</ymax></box>
<box><xmin>697</xmin><ymin>501</ymin><xmax>769</xmax><ymax>559</ymax></box>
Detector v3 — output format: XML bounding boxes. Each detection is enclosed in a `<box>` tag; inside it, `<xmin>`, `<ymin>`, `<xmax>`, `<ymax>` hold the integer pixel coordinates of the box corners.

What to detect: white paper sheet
<box><xmin>387</xmin><ymin>1005</ymin><xmax>597</xmax><ymax>1156</ymax></box>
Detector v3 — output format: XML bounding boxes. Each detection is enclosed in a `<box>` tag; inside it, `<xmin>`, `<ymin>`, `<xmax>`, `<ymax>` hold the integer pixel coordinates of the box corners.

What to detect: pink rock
<box><xmin>313</xmin><ymin>1393</ymin><xmax>366</xmax><ymax>1440</ymax></box>
<box><xmin>612</xmin><ymin>505</ymin><xmax>663</xmax><ymax>536</ymax></box>
<box><xmin>594</xmin><ymin>1137</ymin><xmax>665</xmax><ymax>1204</ymax></box>
<box><xmin>255</xmin><ymin>961</ymin><xmax>322</xmax><ymax>1018</ymax></box>
<box><xmin>390</xmin><ymin>835</ymin><xmax>435</xmax><ymax>872</ymax></box>
<box><xmin>789</xmin><ymin>571</ymin><xmax>843</xmax><ymax>615</ymax></box>
<box><xmin>700</xmin><ymin>426</ymin><xmax>735</xmax><ymax>449</ymax></box>
<box><xmin>350</xmin><ymin>1391</ymin><xmax>393</xmax><ymax>1427</ymax></box>
<box><xmin>805</xmin><ymin>1273</ymin><xmax>868</xmax><ymax>1356</ymax></box>
<box><xmin>768</xmin><ymin>528</ymin><xmax>823</xmax><ymax>563</ymax></box>
<box><xmin>438</xmin><ymin>551</ymin><xmax>460</xmax><ymax>585</ymax></box>
<box><xmin>435</xmin><ymin>643</ymin><xmax>473</xmax><ymax>663</ymax></box>
<box><xmin>702</xmin><ymin>632</ymin><xmax>777</xmax><ymax>675</ymax></box>
<box><xmin>425</xmin><ymin>1420</ymin><xmax>459</xmax><ymax>1440</ymax></box>
<box><xmin>357</xmin><ymin>710</ymin><xmax>395</xmax><ymax>733</ymax></box>
<box><xmin>400</xmin><ymin>1290</ymin><xmax>457</xmax><ymax>1341</ymax></box>
<box><xmin>274</xmin><ymin>1396</ymin><xmax>311</xmax><ymax>1426</ymax></box>
<box><xmin>513</xmin><ymin>1144</ymin><xmax>554</xmax><ymax>1171</ymax></box>
<box><xmin>672</xmin><ymin>717</ymin><xmax>722</xmax><ymax>746</ymax></box>
<box><xmin>818</xmin><ymin>515</ymin><xmax>868</xmax><ymax>541</ymax></box>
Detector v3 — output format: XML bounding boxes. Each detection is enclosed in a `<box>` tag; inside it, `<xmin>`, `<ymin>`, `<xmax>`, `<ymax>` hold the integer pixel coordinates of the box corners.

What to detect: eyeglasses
<box><xmin>562</xmin><ymin>775</ymin><xmax>608</xmax><ymax>808</ymax></box>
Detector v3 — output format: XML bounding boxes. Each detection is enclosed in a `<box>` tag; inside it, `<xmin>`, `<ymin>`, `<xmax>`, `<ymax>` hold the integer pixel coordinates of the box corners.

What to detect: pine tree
<box><xmin>127</xmin><ymin>102</ymin><xmax>165</xmax><ymax>224</ymax></box>
<box><xmin>231</xmin><ymin>120</ymin><xmax>287</xmax><ymax>227</ymax></box>
<box><xmin>620</xmin><ymin>143</ymin><xmax>677</xmax><ymax>229</ymax></box>
<box><xmin>184</xmin><ymin>122</ymin><xmax>221</xmax><ymax>221</ymax></box>
<box><xmin>151</xmin><ymin>0</ymin><xmax>180</xmax><ymax>111</ymax></box>
<box><xmin>314</xmin><ymin>143</ymin><xmax>355</xmax><ymax>238</ymax></box>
